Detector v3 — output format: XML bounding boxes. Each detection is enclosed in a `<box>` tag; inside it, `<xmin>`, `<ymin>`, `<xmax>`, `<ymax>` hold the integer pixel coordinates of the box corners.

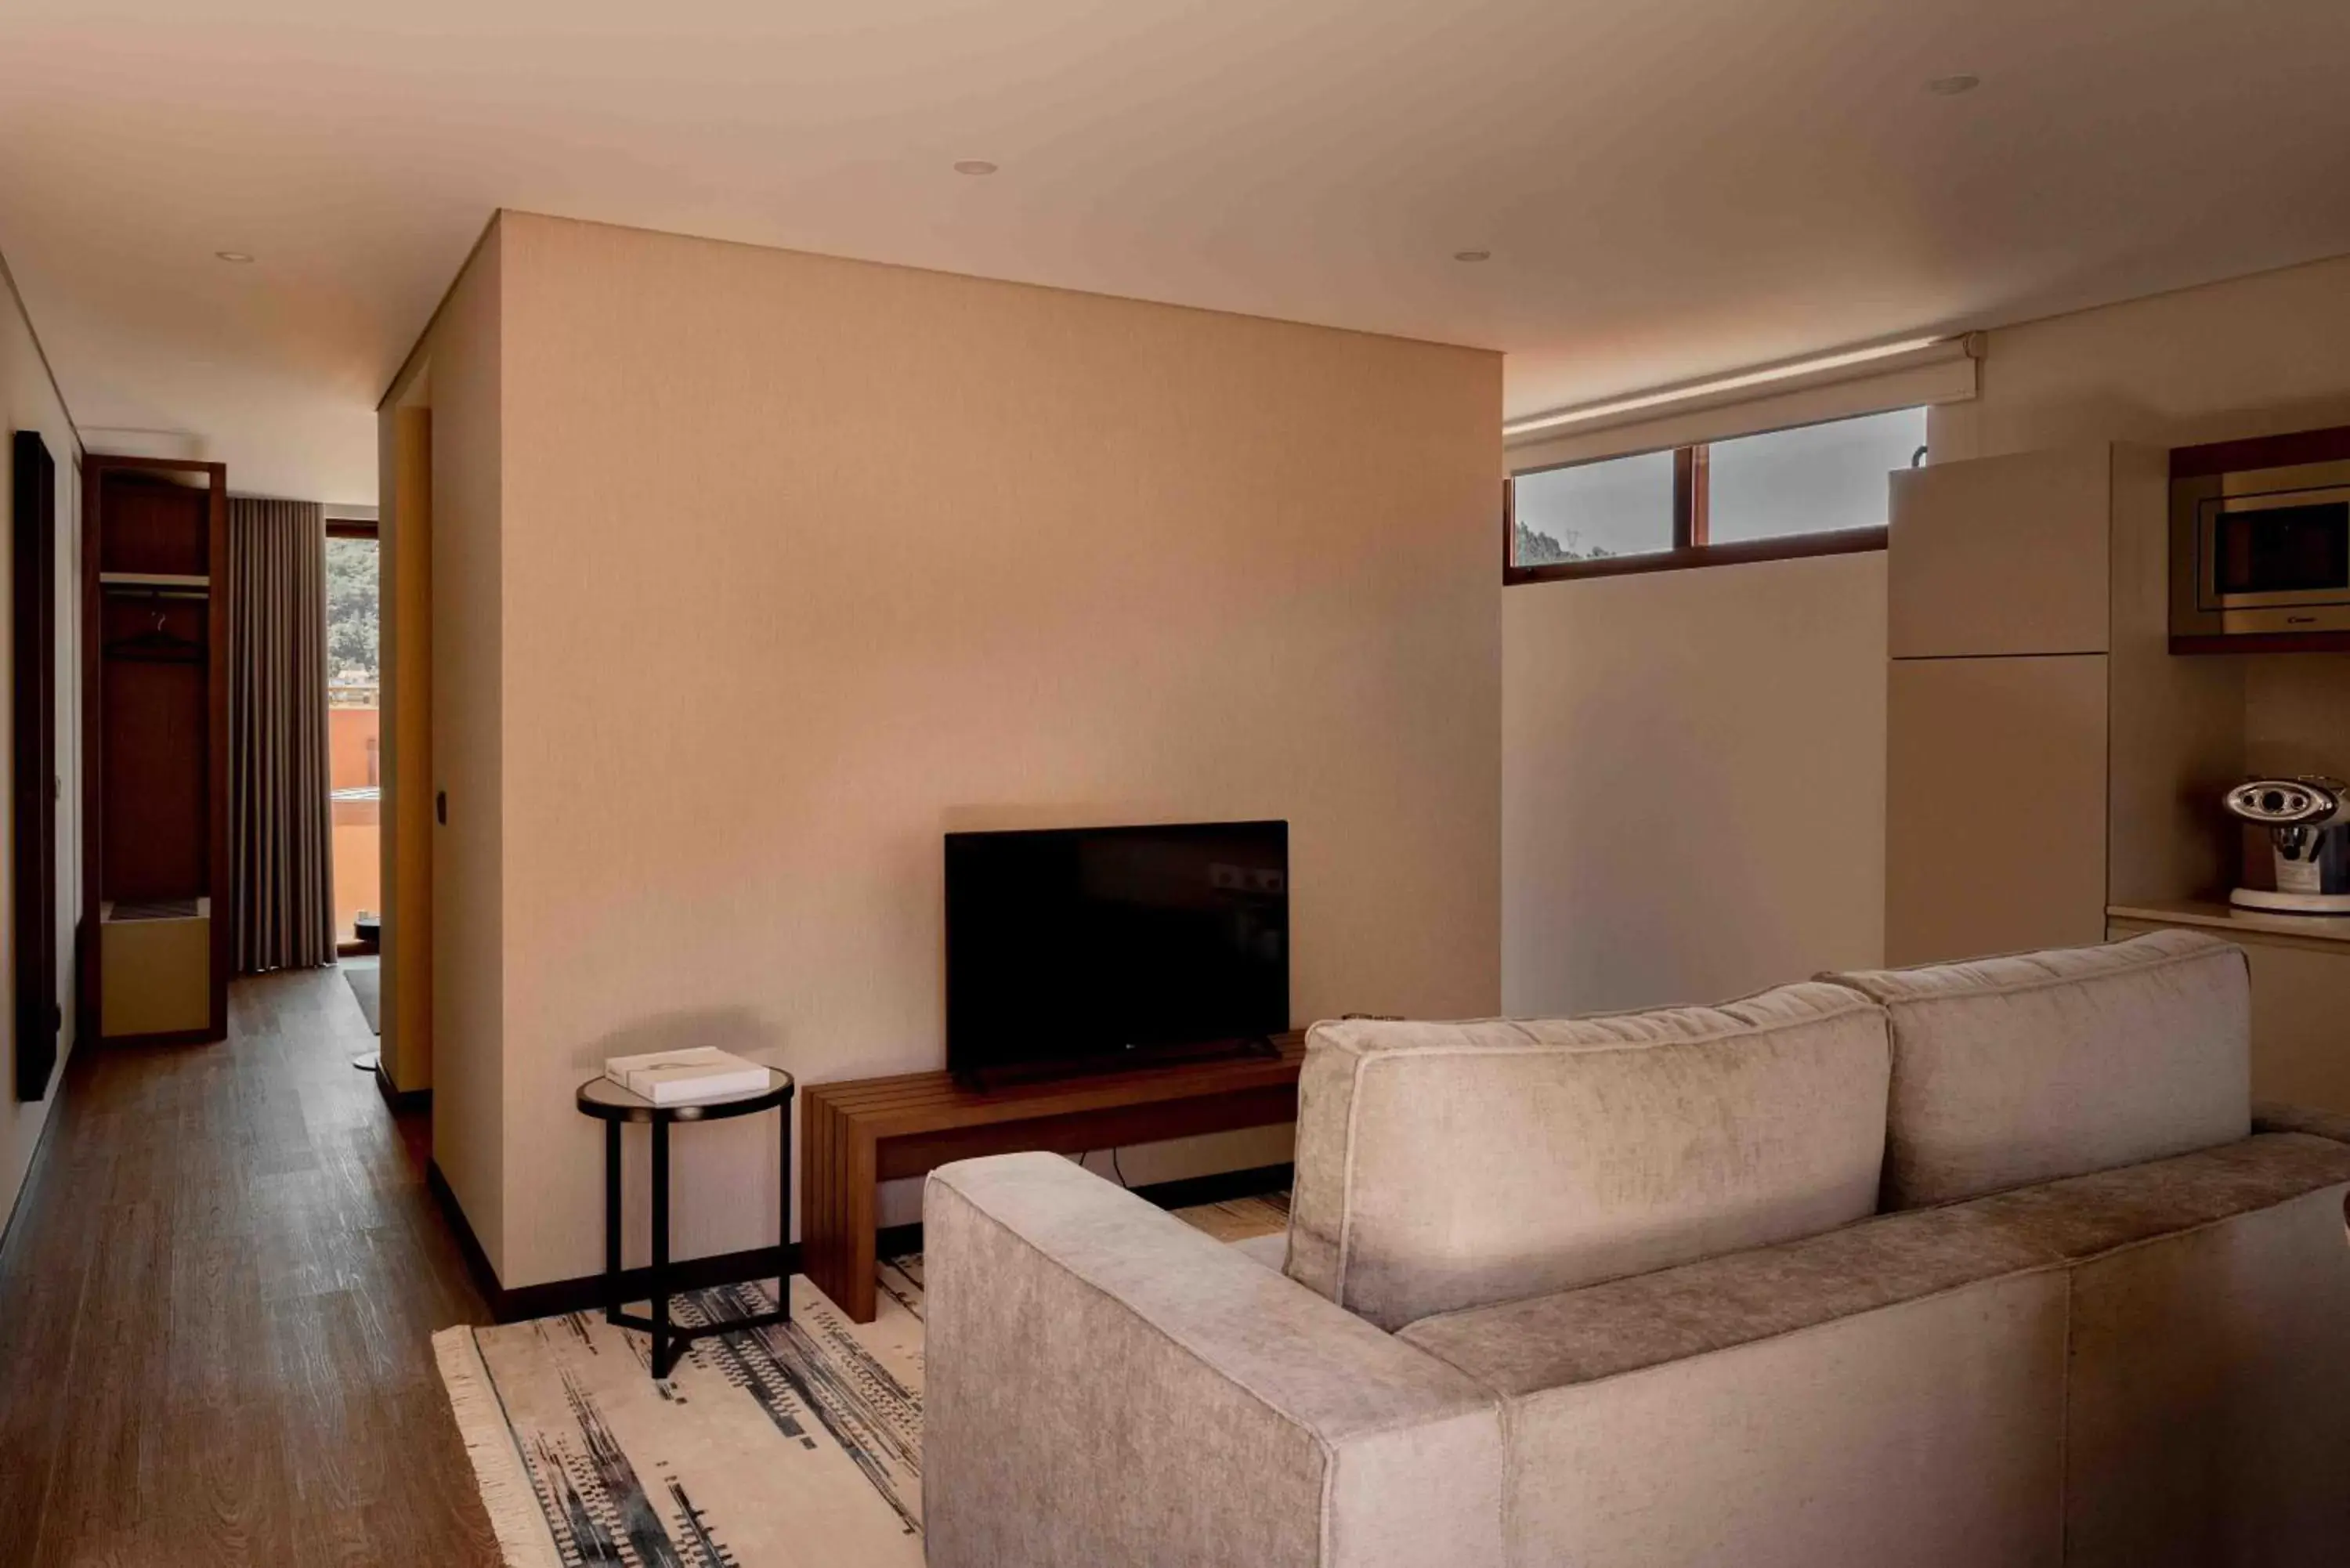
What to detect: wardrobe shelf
<box><xmin>99</xmin><ymin>571</ymin><xmax>210</xmax><ymax>589</ymax></box>
<box><xmin>99</xmin><ymin>896</ymin><xmax>212</xmax><ymax>924</ymax></box>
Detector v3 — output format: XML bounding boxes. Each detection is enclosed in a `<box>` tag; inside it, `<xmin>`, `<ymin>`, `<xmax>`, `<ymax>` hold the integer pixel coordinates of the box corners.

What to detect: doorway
<box><xmin>325</xmin><ymin>518</ymin><xmax>381</xmax><ymax>954</ymax></box>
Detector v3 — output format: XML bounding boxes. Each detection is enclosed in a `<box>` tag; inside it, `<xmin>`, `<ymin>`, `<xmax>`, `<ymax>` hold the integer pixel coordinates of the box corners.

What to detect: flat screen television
<box><xmin>945</xmin><ymin>820</ymin><xmax>1289</xmax><ymax>1083</ymax></box>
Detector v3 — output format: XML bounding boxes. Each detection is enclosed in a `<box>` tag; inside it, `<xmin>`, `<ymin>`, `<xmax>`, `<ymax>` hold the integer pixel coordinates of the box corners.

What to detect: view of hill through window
<box><xmin>1509</xmin><ymin>406</ymin><xmax>1927</xmax><ymax>572</ymax></box>
<box><xmin>325</xmin><ymin>533</ymin><xmax>378</xmax><ymax>694</ymax></box>
<box><xmin>1514</xmin><ymin>517</ymin><xmax>1600</xmax><ymax>565</ymax></box>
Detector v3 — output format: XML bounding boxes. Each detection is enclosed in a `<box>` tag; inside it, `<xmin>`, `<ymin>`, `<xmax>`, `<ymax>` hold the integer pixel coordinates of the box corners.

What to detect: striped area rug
<box><xmin>435</xmin><ymin>1194</ymin><xmax>1288</xmax><ymax>1567</ymax></box>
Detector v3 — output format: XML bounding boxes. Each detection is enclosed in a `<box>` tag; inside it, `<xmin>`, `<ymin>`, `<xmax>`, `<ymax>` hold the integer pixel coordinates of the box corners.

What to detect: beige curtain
<box><xmin>228</xmin><ymin>497</ymin><xmax>335</xmax><ymax>971</ymax></box>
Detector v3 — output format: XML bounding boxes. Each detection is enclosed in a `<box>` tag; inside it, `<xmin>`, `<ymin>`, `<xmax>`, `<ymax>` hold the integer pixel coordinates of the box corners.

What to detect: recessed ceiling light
<box><xmin>1454</xmin><ymin>250</ymin><xmax>1491</xmax><ymax>263</ymax></box>
<box><xmin>1926</xmin><ymin>74</ymin><xmax>1981</xmax><ymax>96</ymax></box>
<box><xmin>215</xmin><ymin>250</ymin><xmax>255</xmax><ymax>263</ymax></box>
<box><xmin>952</xmin><ymin>160</ymin><xmax>999</xmax><ymax>176</ymax></box>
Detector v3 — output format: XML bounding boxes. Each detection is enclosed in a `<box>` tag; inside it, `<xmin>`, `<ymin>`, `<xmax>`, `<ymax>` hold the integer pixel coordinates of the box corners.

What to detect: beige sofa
<box><xmin>923</xmin><ymin>932</ymin><xmax>2350</xmax><ymax>1566</ymax></box>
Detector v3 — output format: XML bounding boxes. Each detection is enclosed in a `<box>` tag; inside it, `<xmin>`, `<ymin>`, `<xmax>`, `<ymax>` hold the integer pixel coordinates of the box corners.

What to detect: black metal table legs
<box><xmin>604</xmin><ymin>1118</ymin><xmax>622</xmax><ymax>1326</ymax></box>
<box><xmin>651</xmin><ymin>1117</ymin><xmax>671</xmax><ymax>1373</ymax></box>
<box><xmin>595</xmin><ymin>1095</ymin><xmax>794</xmax><ymax>1379</ymax></box>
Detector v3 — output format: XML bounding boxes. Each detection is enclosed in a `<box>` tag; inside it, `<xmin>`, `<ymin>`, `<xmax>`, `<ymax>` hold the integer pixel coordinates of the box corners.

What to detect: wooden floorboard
<box><xmin>0</xmin><ymin>966</ymin><xmax>499</xmax><ymax>1567</ymax></box>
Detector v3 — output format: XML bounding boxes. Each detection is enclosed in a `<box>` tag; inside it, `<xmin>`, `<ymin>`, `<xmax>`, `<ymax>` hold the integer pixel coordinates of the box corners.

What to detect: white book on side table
<box><xmin>604</xmin><ymin>1047</ymin><xmax>769</xmax><ymax>1106</ymax></box>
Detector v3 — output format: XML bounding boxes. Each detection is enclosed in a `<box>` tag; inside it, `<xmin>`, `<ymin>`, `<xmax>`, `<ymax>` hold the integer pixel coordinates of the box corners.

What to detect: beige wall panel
<box><xmin>1886</xmin><ymin>654</ymin><xmax>2110</xmax><ymax>966</ymax></box>
<box><xmin>2104</xmin><ymin>443</ymin><xmax>2243</xmax><ymax>905</ymax></box>
<box><xmin>488</xmin><ymin>212</ymin><xmax>1502</xmax><ymax>1289</ymax></box>
<box><xmin>2243</xmin><ymin>652</ymin><xmax>2350</xmax><ymax>780</ymax></box>
<box><xmin>374</xmin><ymin>405</ymin><xmax>400</xmax><ymax>1063</ymax></box>
<box><xmin>1887</xmin><ymin>446</ymin><xmax>2112</xmax><ymax>659</ymax></box>
<box><xmin>378</xmin><ymin>404</ymin><xmax>435</xmax><ymax>1093</ymax></box>
<box><xmin>1502</xmin><ymin>551</ymin><xmax>1888</xmax><ymax>1016</ymax></box>
<box><xmin>421</xmin><ymin>227</ymin><xmax>507</xmax><ymax>1275</ymax></box>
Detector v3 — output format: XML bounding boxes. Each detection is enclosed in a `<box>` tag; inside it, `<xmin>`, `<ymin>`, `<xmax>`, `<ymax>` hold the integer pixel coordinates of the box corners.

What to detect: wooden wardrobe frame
<box><xmin>78</xmin><ymin>454</ymin><xmax>230</xmax><ymax>1045</ymax></box>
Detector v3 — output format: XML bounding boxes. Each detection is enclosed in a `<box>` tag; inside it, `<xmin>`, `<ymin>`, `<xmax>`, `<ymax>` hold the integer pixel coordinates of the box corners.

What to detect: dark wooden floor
<box><xmin>0</xmin><ymin>967</ymin><xmax>501</xmax><ymax>1566</ymax></box>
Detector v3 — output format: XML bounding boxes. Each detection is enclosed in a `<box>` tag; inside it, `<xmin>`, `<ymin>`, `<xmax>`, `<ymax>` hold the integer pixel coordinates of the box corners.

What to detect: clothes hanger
<box><xmin>103</xmin><ymin>608</ymin><xmax>204</xmax><ymax>663</ymax></box>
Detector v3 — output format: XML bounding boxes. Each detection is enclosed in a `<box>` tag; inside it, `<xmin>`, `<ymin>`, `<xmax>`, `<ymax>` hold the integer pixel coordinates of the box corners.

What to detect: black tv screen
<box><xmin>945</xmin><ymin>820</ymin><xmax>1289</xmax><ymax>1078</ymax></box>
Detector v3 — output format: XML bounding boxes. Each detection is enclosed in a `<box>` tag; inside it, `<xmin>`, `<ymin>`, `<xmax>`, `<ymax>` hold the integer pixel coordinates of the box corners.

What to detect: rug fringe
<box><xmin>432</xmin><ymin>1326</ymin><xmax>565</xmax><ymax>1568</ymax></box>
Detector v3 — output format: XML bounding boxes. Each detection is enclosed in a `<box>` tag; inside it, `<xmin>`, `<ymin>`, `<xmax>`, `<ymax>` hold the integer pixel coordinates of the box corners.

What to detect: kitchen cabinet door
<box><xmin>1887</xmin><ymin>653</ymin><xmax>2110</xmax><ymax>966</ymax></box>
<box><xmin>1889</xmin><ymin>446</ymin><xmax>2112</xmax><ymax>659</ymax></box>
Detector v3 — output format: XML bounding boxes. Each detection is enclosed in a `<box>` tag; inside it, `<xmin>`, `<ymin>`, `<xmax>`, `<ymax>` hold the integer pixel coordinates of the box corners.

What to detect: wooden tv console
<box><xmin>801</xmin><ymin>1032</ymin><xmax>1306</xmax><ymax>1321</ymax></box>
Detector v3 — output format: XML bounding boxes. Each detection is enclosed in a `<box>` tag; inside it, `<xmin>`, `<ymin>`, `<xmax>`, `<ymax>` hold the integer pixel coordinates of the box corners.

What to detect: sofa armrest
<box><xmin>2252</xmin><ymin>1100</ymin><xmax>2350</xmax><ymax>1144</ymax></box>
<box><xmin>923</xmin><ymin>1152</ymin><xmax>1502</xmax><ymax>1568</ymax></box>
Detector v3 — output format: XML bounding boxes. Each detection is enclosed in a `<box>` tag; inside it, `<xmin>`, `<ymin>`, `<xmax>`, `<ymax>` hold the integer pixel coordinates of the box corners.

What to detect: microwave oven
<box><xmin>2171</xmin><ymin>456</ymin><xmax>2350</xmax><ymax>638</ymax></box>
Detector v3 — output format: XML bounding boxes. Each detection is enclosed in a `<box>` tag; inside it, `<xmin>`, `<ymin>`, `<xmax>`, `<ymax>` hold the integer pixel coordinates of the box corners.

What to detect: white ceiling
<box><xmin>3</xmin><ymin>0</ymin><xmax>2347</xmax><ymax>504</ymax></box>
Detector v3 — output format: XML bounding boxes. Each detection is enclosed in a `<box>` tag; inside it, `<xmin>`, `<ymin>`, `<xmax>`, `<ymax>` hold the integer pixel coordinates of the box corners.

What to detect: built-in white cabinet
<box><xmin>1885</xmin><ymin>443</ymin><xmax>2240</xmax><ymax>966</ymax></box>
<box><xmin>1887</xmin><ymin>446</ymin><xmax>2114</xmax><ymax>659</ymax></box>
<box><xmin>2227</xmin><ymin>937</ymin><xmax>2349</xmax><ymax>1107</ymax></box>
<box><xmin>1888</xmin><ymin>656</ymin><xmax>2110</xmax><ymax>966</ymax></box>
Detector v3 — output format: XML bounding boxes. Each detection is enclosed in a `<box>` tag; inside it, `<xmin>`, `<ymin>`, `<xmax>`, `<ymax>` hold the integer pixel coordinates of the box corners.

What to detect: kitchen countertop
<box><xmin>2108</xmin><ymin>898</ymin><xmax>2350</xmax><ymax>951</ymax></box>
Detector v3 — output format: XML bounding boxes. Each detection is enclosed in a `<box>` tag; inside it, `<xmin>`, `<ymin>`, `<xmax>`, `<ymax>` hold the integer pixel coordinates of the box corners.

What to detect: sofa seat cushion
<box><xmin>2253</xmin><ymin>1098</ymin><xmax>2350</xmax><ymax>1144</ymax></box>
<box><xmin>1285</xmin><ymin>982</ymin><xmax>1890</xmax><ymax>1331</ymax></box>
<box><xmin>1397</xmin><ymin>1133</ymin><xmax>2350</xmax><ymax>1396</ymax></box>
<box><xmin>1228</xmin><ymin>1230</ymin><xmax>1288</xmax><ymax>1272</ymax></box>
<box><xmin>1826</xmin><ymin>930</ymin><xmax>2250</xmax><ymax>1209</ymax></box>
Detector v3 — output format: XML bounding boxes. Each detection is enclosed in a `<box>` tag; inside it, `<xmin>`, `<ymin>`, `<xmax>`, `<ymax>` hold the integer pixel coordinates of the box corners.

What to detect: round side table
<box><xmin>575</xmin><ymin>1068</ymin><xmax>796</xmax><ymax>1378</ymax></box>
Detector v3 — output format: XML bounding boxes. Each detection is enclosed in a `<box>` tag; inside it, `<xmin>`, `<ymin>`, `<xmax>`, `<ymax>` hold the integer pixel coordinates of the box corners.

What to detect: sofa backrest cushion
<box><xmin>1824</xmin><ymin>930</ymin><xmax>2250</xmax><ymax>1209</ymax></box>
<box><xmin>1284</xmin><ymin>984</ymin><xmax>1890</xmax><ymax>1331</ymax></box>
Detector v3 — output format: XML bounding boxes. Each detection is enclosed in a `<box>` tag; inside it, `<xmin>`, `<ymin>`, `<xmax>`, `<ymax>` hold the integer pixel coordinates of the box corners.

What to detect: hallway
<box><xmin>0</xmin><ymin>968</ymin><xmax>499</xmax><ymax>1565</ymax></box>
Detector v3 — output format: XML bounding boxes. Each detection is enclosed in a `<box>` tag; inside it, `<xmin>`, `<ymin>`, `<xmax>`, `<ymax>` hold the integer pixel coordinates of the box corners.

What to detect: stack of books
<box><xmin>603</xmin><ymin>1047</ymin><xmax>770</xmax><ymax>1106</ymax></box>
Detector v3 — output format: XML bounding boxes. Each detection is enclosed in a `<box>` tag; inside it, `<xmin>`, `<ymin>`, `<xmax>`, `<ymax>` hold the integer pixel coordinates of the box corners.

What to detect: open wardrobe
<box><xmin>82</xmin><ymin>454</ymin><xmax>229</xmax><ymax>1043</ymax></box>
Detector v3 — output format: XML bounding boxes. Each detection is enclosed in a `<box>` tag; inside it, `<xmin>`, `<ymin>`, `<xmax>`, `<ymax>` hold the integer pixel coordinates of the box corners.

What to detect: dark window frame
<box><xmin>1503</xmin><ymin>414</ymin><xmax>1918</xmax><ymax>585</ymax></box>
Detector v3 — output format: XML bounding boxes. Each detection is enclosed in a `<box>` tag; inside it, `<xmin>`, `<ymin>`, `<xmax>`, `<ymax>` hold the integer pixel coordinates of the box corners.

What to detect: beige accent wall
<box><xmin>1502</xmin><ymin>551</ymin><xmax>1888</xmax><ymax>1015</ymax></box>
<box><xmin>421</xmin><ymin>212</ymin><xmax>1500</xmax><ymax>1288</ymax></box>
<box><xmin>378</xmin><ymin>226</ymin><xmax>506</xmax><ymax>1273</ymax></box>
<box><xmin>376</xmin><ymin>404</ymin><xmax>434</xmax><ymax>1093</ymax></box>
<box><xmin>0</xmin><ymin>251</ymin><xmax>83</xmax><ymax>1237</ymax></box>
<box><xmin>2245</xmin><ymin>656</ymin><xmax>2350</xmax><ymax>779</ymax></box>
